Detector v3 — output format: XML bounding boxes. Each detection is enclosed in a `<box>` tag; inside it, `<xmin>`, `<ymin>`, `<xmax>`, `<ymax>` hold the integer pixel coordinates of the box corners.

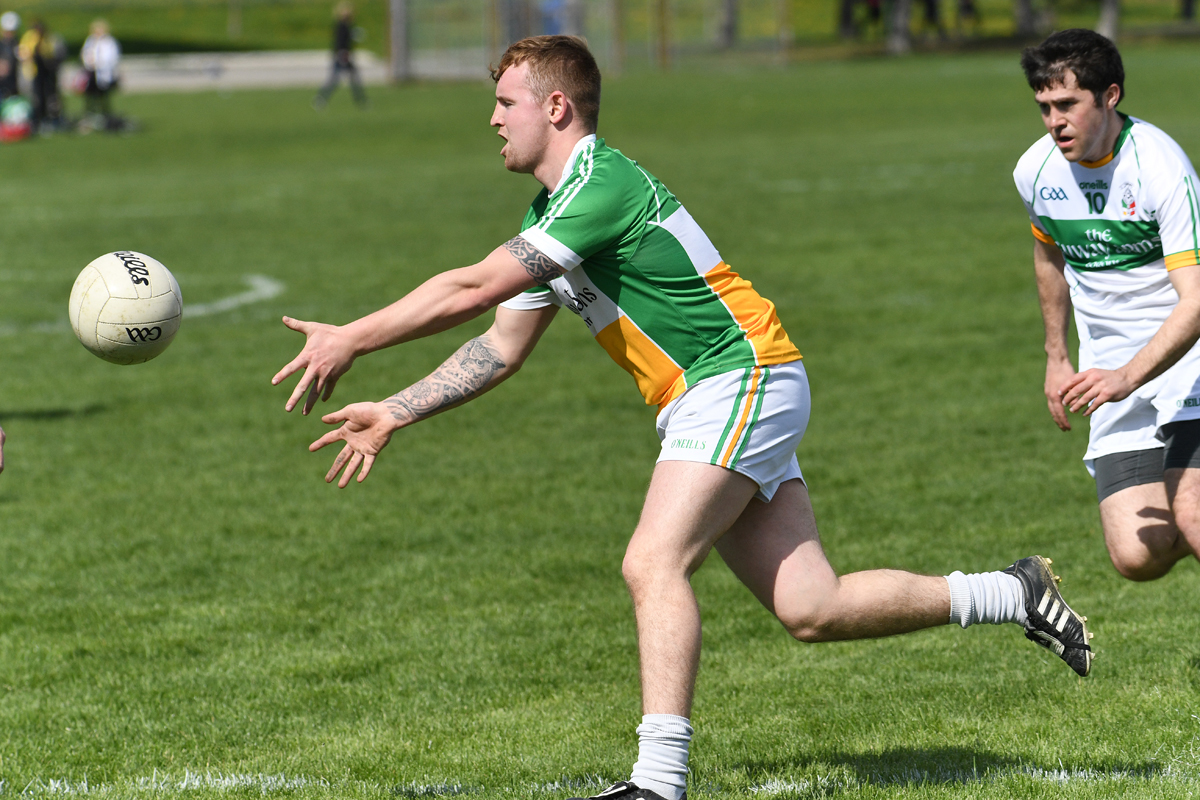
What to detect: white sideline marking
<box><xmin>184</xmin><ymin>275</ymin><xmax>286</xmax><ymax>318</ymax></box>
<box><xmin>0</xmin><ymin>275</ymin><xmax>285</xmax><ymax>336</ymax></box>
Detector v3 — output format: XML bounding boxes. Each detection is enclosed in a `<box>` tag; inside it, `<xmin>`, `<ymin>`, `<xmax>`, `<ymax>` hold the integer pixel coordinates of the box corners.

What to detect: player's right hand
<box><xmin>272</xmin><ymin>316</ymin><xmax>358</xmax><ymax>415</ymax></box>
<box><xmin>310</xmin><ymin>402</ymin><xmax>396</xmax><ymax>488</ymax></box>
<box><xmin>1045</xmin><ymin>357</ymin><xmax>1076</xmax><ymax>431</ymax></box>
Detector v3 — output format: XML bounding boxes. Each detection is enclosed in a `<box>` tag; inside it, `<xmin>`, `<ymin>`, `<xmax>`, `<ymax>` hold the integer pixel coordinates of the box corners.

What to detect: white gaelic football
<box><xmin>69</xmin><ymin>251</ymin><xmax>182</xmax><ymax>365</ymax></box>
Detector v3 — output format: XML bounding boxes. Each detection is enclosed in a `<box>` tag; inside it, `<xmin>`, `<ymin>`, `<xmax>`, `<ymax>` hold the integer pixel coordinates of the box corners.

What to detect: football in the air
<box><xmin>69</xmin><ymin>251</ymin><xmax>183</xmax><ymax>365</ymax></box>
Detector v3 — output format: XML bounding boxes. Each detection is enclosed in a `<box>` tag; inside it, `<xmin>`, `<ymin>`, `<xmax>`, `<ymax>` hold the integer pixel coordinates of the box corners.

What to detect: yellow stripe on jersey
<box><xmin>702</xmin><ymin>262</ymin><xmax>801</xmax><ymax>365</ymax></box>
<box><xmin>1030</xmin><ymin>223</ymin><xmax>1056</xmax><ymax>245</ymax></box>
<box><xmin>1080</xmin><ymin>152</ymin><xmax>1115</xmax><ymax>169</ymax></box>
<box><xmin>595</xmin><ymin>315</ymin><xmax>687</xmax><ymax>409</ymax></box>
<box><xmin>719</xmin><ymin>367</ymin><xmax>762</xmax><ymax>468</ymax></box>
<box><xmin>1166</xmin><ymin>251</ymin><xmax>1200</xmax><ymax>271</ymax></box>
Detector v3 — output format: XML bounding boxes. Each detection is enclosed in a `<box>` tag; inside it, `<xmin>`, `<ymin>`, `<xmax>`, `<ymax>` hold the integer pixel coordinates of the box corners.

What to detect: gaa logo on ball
<box><xmin>69</xmin><ymin>251</ymin><xmax>182</xmax><ymax>365</ymax></box>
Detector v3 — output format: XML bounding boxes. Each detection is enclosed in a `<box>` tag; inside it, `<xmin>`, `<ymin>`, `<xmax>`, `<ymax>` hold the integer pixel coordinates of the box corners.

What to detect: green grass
<box><xmin>3</xmin><ymin>43</ymin><xmax>1200</xmax><ymax>799</ymax></box>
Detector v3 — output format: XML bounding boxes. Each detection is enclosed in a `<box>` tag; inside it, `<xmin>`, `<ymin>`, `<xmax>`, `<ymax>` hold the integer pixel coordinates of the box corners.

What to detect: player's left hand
<box><xmin>272</xmin><ymin>316</ymin><xmax>359</xmax><ymax>416</ymax></box>
<box><xmin>1058</xmin><ymin>368</ymin><xmax>1137</xmax><ymax>416</ymax></box>
<box><xmin>309</xmin><ymin>402</ymin><xmax>396</xmax><ymax>488</ymax></box>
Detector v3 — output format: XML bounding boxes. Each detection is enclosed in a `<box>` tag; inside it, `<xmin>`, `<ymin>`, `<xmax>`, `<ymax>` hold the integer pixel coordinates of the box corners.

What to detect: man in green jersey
<box><xmin>1015</xmin><ymin>30</ymin><xmax>1200</xmax><ymax>582</ymax></box>
<box><xmin>277</xmin><ymin>35</ymin><xmax>1092</xmax><ymax>800</ymax></box>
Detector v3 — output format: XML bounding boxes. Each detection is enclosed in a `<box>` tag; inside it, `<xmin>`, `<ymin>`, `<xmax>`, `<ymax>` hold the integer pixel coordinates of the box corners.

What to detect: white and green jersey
<box><xmin>1014</xmin><ymin>115</ymin><xmax>1200</xmax><ymax>362</ymax></box>
<box><xmin>501</xmin><ymin>135</ymin><xmax>800</xmax><ymax>411</ymax></box>
<box><xmin>1014</xmin><ymin>115</ymin><xmax>1200</xmax><ymax>458</ymax></box>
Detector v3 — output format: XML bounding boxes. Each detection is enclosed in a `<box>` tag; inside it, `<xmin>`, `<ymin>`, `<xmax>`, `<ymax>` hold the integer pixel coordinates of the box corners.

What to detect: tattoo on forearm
<box><xmin>385</xmin><ymin>335</ymin><xmax>508</xmax><ymax>423</ymax></box>
<box><xmin>504</xmin><ymin>237</ymin><xmax>566</xmax><ymax>284</ymax></box>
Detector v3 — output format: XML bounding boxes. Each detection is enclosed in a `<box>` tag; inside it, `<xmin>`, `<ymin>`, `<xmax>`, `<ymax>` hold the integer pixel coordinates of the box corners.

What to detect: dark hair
<box><xmin>1021</xmin><ymin>29</ymin><xmax>1124</xmax><ymax>106</ymax></box>
<box><xmin>490</xmin><ymin>35</ymin><xmax>601</xmax><ymax>133</ymax></box>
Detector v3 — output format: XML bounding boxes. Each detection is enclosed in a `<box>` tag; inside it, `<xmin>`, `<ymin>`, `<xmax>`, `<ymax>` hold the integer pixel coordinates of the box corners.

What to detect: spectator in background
<box><xmin>81</xmin><ymin>19</ymin><xmax>120</xmax><ymax>123</ymax></box>
<box><xmin>917</xmin><ymin>0</ymin><xmax>946</xmax><ymax>39</ymax></box>
<box><xmin>955</xmin><ymin>0</ymin><xmax>979</xmax><ymax>36</ymax></box>
<box><xmin>313</xmin><ymin>1</ymin><xmax>367</xmax><ymax>110</ymax></box>
<box><xmin>19</xmin><ymin>19</ymin><xmax>65</xmax><ymax>130</ymax></box>
<box><xmin>0</xmin><ymin>12</ymin><xmax>19</xmax><ymax>100</ymax></box>
<box><xmin>1184</xmin><ymin>0</ymin><xmax>1195</xmax><ymax>20</ymax></box>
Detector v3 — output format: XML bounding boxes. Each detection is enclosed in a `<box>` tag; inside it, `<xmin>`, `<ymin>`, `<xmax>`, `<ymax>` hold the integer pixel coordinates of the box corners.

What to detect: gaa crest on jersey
<box><xmin>1119</xmin><ymin>183</ymin><xmax>1137</xmax><ymax>217</ymax></box>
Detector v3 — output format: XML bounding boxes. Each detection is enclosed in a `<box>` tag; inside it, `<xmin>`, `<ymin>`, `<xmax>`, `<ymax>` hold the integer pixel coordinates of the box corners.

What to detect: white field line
<box><xmin>1</xmin><ymin>765</ymin><xmax>1198</xmax><ymax>797</ymax></box>
<box><xmin>0</xmin><ymin>275</ymin><xmax>285</xmax><ymax>336</ymax></box>
<box><xmin>184</xmin><ymin>275</ymin><xmax>285</xmax><ymax>318</ymax></box>
<box><xmin>747</xmin><ymin>764</ymin><xmax>1200</xmax><ymax>795</ymax></box>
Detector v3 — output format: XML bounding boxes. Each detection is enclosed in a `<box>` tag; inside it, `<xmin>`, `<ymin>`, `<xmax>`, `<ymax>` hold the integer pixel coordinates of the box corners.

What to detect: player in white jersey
<box><xmin>1015</xmin><ymin>30</ymin><xmax>1200</xmax><ymax>581</ymax></box>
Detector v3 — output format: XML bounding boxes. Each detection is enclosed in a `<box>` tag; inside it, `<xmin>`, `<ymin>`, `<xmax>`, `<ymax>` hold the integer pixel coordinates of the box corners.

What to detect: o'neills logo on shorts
<box><xmin>669</xmin><ymin>438</ymin><xmax>707</xmax><ymax>450</ymax></box>
<box><xmin>1178</xmin><ymin>398</ymin><xmax>1200</xmax><ymax>408</ymax></box>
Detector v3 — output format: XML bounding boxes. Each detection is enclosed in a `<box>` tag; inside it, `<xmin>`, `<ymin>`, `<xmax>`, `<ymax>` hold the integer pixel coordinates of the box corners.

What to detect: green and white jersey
<box><xmin>501</xmin><ymin>135</ymin><xmax>800</xmax><ymax>411</ymax></box>
<box><xmin>1014</xmin><ymin>115</ymin><xmax>1200</xmax><ymax>371</ymax></box>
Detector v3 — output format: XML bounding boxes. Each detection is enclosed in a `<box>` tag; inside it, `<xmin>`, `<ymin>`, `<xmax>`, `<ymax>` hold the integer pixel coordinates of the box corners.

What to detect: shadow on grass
<box><xmin>0</xmin><ymin>405</ymin><xmax>105</xmax><ymax>422</ymax></box>
<box><xmin>738</xmin><ymin>746</ymin><xmax>1164</xmax><ymax>791</ymax></box>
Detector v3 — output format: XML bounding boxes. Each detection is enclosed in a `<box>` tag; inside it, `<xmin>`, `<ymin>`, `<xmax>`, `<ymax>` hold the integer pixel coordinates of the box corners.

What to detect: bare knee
<box><xmin>1108</xmin><ymin>547</ymin><xmax>1174</xmax><ymax>581</ymax></box>
<box><xmin>1171</xmin><ymin>498</ymin><xmax>1200</xmax><ymax>545</ymax></box>
<box><xmin>622</xmin><ymin>535</ymin><xmax>688</xmax><ymax>603</ymax></box>
<box><xmin>777</xmin><ymin>595</ymin><xmax>838</xmax><ymax>643</ymax></box>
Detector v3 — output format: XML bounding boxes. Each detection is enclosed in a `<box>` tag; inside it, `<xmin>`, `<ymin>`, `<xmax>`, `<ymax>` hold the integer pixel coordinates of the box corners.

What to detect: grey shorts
<box><xmin>1093</xmin><ymin>419</ymin><xmax>1200</xmax><ymax>502</ymax></box>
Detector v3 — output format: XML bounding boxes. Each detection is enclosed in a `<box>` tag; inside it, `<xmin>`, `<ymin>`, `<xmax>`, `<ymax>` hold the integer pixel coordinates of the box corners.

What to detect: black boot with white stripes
<box><xmin>568</xmin><ymin>782</ymin><xmax>682</xmax><ymax>800</ymax></box>
<box><xmin>1005</xmin><ymin>555</ymin><xmax>1094</xmax><ymax>677</ymax></box>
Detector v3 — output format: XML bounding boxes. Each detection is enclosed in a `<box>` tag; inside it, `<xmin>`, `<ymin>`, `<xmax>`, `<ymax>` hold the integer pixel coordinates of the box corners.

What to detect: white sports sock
<box><xmin>629</xmin><ymin>714</ymin><xmax>692</xmax><ymax>800</ymax></box>
<box><xmin>945</xmin><ymin>570</ymin><xmax>1027</xmax><ymax>628</ymax></box>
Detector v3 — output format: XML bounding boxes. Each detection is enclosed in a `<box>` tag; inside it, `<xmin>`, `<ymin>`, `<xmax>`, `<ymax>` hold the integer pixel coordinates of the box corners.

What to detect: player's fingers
<box><xmin>338</xmin><ymin>452</ymin><xmax>364</xmax><ymax>489</ymax></box>
<box><xmin>310</xmin><ymin>428</ymin><xmax>345</xmax><ymax>452</ymax></box>
<box><xmin>302</xmin><ymin>380</ymin><xmax>321</xmax><ymax>416</ymax></box>
<box><xmin>322</xmin><ymin>376</ymin><xmax>340</xmax><ymax>403</ymax></box>
<box><xmin>320</xmin><ymin>407</ymin><xmax>350</xmax><ymax>426</ymax></box>
<box><xmin>357</xmin><ymin>454</ymin><xmax>376</xmax><ymax>482</ymax></box>
<box><xmin>325</xmin><ymin>444</ymin><xmax>353</xmax><ymax>483</ymax></box>
<box><xmin>1070</xmin><ymin>385</ymin><xmax>1101</xmax><ymax>413</ymax></box>
<box><xmin>281</xmin><ymin>316</ymin><xmax>312</xmax><ymax>333</ymax></box>
<box><xmin>1048</xmin><ymin>399</ymin><xmax>1071</xmax><ymax>430</ymax></box>
<box><xmin>271</xmin><ymin>356</ymin><xmax>307</xmax><ymax>386</ymax></box>
<box><xmin>1057</xmin><ymin>373</ymin><xmax>1087</xmax><ymax>398</ymax></box>
<box><xmin>285</xmin><ymin>366</ymin><xmax>317</xmax><ymax>412</ymax></box>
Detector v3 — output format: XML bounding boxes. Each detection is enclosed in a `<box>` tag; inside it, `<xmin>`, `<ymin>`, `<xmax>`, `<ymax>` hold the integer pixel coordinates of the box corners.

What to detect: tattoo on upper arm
<box><xmin>384</xmin><ymin>335</ymin><xmax>508</xmax><ymax>424</ymax></box>
<box><xmin>504</xmin><ymin>237</ymin><xmax>566</xmax><ymax>284</ymax></box>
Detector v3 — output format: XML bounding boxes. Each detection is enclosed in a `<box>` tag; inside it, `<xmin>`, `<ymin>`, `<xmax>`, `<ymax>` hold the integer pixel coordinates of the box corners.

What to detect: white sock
<box><xmin>629</xmin><ymin>714</ymin><xmax>692</xmax><ymax>800</ymax></box>
<box><xmin>945</xmin><ymin>570</ymin><xmax>1027</xmax><ymax>628</ymax></box>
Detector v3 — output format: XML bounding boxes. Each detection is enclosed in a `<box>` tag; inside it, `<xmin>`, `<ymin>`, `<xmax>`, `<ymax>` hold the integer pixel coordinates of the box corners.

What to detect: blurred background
<box><xmin>0</xmin><ymin>0</ymin><xmax>1195</xmax><ymax>91</ymax></box>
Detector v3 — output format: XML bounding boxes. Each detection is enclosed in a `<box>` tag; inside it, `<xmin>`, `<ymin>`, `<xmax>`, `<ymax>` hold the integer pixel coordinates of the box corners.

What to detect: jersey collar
<box><xmin>1079</xmin><ymin>113</ymin><xmax>1132</xmax><ymax>169</ymax></box>
<box><xmin>554</xmin><ymin>133</ymin><xmax>598</xmax><ymax>194</ymax></box>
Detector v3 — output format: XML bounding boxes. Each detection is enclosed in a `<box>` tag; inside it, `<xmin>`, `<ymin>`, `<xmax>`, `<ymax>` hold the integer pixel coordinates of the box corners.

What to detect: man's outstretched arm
<box><xmin>273</xmin><ymin>237</ymin><xmax>566</xmax><ymax>415</ymax></box>
<box><xmin>309</xmin><ymin>304</ymin><xmax>558</xmax><ymax>487</ymax></box>
<box><xmin>1061</xmin><ymin>265</ymin><xmax>1200</xmax><ymax>416</ymax></box>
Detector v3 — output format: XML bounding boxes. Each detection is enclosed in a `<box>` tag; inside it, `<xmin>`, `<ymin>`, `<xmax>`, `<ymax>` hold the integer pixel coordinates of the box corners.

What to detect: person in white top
<box><xmin>1015</xmin><ymin>29</ymin><xmax>1200</xmax><ymax>581</ymax></box>
<box><xmin>81</xmin><ymin>19</ymin><xmax>119</xmax><ymax>118</ymax></box>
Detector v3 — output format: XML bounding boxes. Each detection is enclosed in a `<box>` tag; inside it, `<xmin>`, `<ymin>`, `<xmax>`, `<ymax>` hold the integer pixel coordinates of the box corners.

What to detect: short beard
<box><xmin>503</xmin><ymin>129</ymin><xmax>550</xmax><ymax>175</ymax></box>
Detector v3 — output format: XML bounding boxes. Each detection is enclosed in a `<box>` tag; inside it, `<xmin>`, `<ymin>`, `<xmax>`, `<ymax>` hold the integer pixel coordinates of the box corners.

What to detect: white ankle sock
<box><xmin>629</xmin><ymin>714</ymin><xmax>692</xmax><ymax>800</ymax></box>
<box><xmin>945</xmin><ymin>570</ymin><xmax>1027</xmax><ymax>628</ymax></box>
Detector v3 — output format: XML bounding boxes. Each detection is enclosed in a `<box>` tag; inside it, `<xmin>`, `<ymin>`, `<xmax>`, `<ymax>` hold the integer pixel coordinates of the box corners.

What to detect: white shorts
<box><xmin>656</xmin><ymin>360</ymin><xmax>809</xmax><ymax>502</ymax></box>
<box><xmin>1082</xmin><ymin>340</ymin><xmax>1200</xmax><ymax>474</ymax></box>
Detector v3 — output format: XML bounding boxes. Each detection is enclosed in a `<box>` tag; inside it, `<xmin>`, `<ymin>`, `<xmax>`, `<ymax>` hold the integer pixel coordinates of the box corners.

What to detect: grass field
<box><xmin>3</xmin><ymin>44</ymin><xmax>1200</xmax><ymax>799</ymax></box>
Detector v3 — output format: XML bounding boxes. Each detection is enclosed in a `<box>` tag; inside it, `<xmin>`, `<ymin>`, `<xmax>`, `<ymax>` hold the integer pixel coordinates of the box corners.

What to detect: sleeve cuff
<box><xmin>499</xmin><ymin>286</ymin><xmax>562</xmax><ymax>311</ymax></box>
<box><xmin>520</xmin><ymin>227</ymin><xmax>583</xmax><ymax>272</ymax></box>
<box><xmin>1166</xmin><ymin>251</ymin><xmax>1200</xmax><ymax>271</ymax></box>
<box><xmin>1030</xmin><ymin>223</ymin><xmax>1056</xmax><ymax>245</ymax></box>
